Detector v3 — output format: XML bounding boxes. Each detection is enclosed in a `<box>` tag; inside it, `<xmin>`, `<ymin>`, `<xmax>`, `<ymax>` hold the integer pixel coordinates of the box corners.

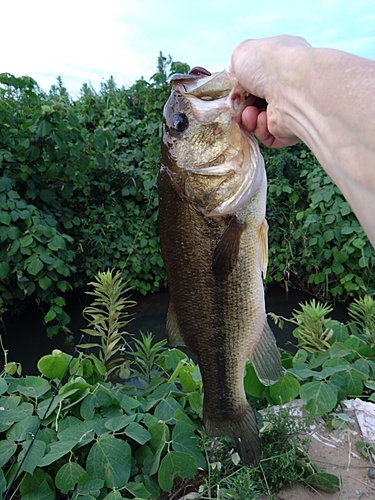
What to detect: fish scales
<box><xmin>158</xmin><ymin>68</ymin><xmax>282</xmax><ymax>466</ymax></box>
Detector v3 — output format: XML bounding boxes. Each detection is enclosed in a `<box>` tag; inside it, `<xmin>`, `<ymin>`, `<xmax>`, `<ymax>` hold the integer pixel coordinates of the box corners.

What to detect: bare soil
<box><xmin>259</xmin><ymin>416</ymin><xmax>375</xmax><ymax>500</ymax></box>
<box><xmin>167</xmin><ymin>401</ymin><xmax>375</xmax><ymax>500</ymax></box>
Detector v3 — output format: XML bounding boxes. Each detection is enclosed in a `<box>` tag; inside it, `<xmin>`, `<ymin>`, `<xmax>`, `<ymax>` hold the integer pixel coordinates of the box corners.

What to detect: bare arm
<box><xmin>230</xmin><ymin>35</ymin><xmax>375</xmax><ymax>248</ymax></box>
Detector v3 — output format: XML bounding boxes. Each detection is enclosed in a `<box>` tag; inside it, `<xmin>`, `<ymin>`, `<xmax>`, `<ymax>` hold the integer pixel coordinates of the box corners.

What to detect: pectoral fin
<box><xmin>211</xmin><ymin>216</ymin><xmax>246</xmax><ymax>280</ymax></box>
<box><xmin>250</xmin><ymin>321</ymin><xmax>283</xmax><ymax>386</ymax></box>
<box><xmin>259</xmin><ymin>219</ymin><xmax>269</xmax><ymax>279</ymax></box>
<box><xmin>166</xmin><ymin>302</ymin><xmax>185</xmax><ymax>346</ymax></box>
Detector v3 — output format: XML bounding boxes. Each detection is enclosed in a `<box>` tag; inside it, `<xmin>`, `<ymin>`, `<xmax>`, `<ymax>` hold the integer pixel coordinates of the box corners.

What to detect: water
<box><xmin>0</xmin><ymin>285</ymin><xmax>349</xmax><ymax>375</ymax></box>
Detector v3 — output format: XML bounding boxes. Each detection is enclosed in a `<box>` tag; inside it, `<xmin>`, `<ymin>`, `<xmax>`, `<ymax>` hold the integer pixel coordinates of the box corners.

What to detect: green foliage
<box><xmin>348</xmin><ymin>294</ymin><xmax>375</xmax><ymax>345</ymax></box>
<box><xmin>1</xmin><ymin>57</ymin><xmax>374</xmax><ymax>342</ymax></box>
<box><xmin>0</xmin><ymin>56</ymin><xmax>182</xmax><ymax>334</ymax></box>
<box><xmin>79</xmin><ymin>269</ymin><xmax>136</xmax><ymax>381</ymax></box>
<box><xmin>0</xmin><ymin>268</ymin><xmax>206</xmax><ymax>499</ymax></box>
<box><xmin>0</xmin><ymin>338</ymin><xmax>206</xmax><ymax>499</ymax></box>
<box><xmin>2</xmin><ymin>271</ymin><xmax>375</xmax><ymax>499</ymax></box>
<box><xmin>247</xmin><ymin>297</ymin><xmax>375</xmax><ymax>418</ymax></box>
<box><xmin>264</xmin><ymin>144</ymin><xmax>375</xmax><ymax>299</ymax></box>
<box><xmin>199</xmin><ymin>406</ymin><xmax>339</xmax><ymax>499</ymax></box>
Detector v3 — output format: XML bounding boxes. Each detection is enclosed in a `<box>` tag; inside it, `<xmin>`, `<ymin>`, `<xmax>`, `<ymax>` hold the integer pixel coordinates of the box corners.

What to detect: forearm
<box><xmin>280</xmin><ymin>48</ymin><xmax>375</xmax><ymax>245</ymax></box>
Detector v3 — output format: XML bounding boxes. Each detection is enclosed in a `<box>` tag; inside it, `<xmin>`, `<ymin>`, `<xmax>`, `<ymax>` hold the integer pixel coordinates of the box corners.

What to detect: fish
<box><xmin>158</xmin><ymin>67</ymin><xmax>282</xmax><ymax>467</ymax></box>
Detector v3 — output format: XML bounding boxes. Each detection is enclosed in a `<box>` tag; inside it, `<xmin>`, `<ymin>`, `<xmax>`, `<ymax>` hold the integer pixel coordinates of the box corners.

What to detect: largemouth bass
<box><xmin>158</xmin><ymin>67</ymin><xmax>282</xmax><ymax>467</ymax></box>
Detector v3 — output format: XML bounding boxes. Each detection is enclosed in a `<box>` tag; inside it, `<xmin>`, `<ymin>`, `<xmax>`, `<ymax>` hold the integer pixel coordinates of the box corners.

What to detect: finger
<box><xmin>241</xmin><ymin>106</ymin><xmax>260</xmax><ymax>133</ymax></box>
<box><xmin>254</xmin><ymin>112</ymin><xmax>299</xmax><ymax>148</ymax></box>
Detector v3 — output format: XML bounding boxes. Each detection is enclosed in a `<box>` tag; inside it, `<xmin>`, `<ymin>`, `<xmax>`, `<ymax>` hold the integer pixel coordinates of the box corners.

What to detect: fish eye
<box><xmin>170</xmin><ymin>113</ymin><xmax>189</xmax><ymax>134</ymax></box>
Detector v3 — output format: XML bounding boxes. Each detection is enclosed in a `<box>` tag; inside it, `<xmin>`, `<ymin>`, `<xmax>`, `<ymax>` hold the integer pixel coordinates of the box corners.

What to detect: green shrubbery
<box><xmin>0</xmin><ymin>57</ymin><xmax>182</xmax><ymax>334</ymax></box>
<box><xmin>1</xmin><ymin>58</ymin><xmax>374</xmax><ymax>337</ymax></box>
<box><xmin>2</xmin><ymin>270</ymin><xmax>373</xmax><ymax>499</ymax></box>
<box><xmin>264</xmin><ymin>145</ymin><xmax>375</xmax><ymax>298</ymax></box>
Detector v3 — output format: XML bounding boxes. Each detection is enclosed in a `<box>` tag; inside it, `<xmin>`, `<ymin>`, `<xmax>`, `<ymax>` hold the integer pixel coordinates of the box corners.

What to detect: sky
<box><xmin>1</xmin><ymin>0</ymin><xmax>374</xmax><ymax>97</ymax></box>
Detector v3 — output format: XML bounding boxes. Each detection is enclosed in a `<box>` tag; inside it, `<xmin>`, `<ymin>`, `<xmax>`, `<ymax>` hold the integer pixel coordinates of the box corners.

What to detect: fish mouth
<box><xmin>166</xmin><ymin>68</ymin><xmax>265</xmax><ymax>216</ymax></box>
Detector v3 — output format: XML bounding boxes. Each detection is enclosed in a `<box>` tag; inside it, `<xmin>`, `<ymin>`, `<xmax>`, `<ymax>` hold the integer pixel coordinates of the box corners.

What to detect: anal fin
<box><xmin>250</xmin><ymin>321</ymin><xmax>283</xmax><ymax>386</ymax></box>
<box><xmin>166</xmin><ymin>302</ymin><xmax>185</xmax><ymax>346</ymax></box>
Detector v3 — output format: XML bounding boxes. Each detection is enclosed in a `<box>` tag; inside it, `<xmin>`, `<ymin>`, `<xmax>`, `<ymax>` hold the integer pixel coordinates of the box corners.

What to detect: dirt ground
<box><xmin>260</xmin><ymin>403</ymin><xmax>375</xmax><ymax>500</ymax></box>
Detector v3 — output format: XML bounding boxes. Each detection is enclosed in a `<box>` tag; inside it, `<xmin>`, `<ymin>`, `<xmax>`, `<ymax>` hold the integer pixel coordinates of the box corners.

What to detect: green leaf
<box><xmin>103</xmin><ymin>491</ymin><xmax>123</xmax><ymax>500</ymax></box>
<box><xmin>38</xmin><ymin>276</ymin><xmax>53</xmax><ymax>290</ymax></box>
<box><xmin>55</xmin><ymin>462</ymin><xmax>89</xmax><ymax>494</ymax></box>
<box><xmin>125</xmin><ymin>422</ymin><xmax>152</xmax><ymax>444</ymax></box>
<box><xmin>300</xmin><ymin>381</ymin><xmax>337</xmax><ymax>417</ymax></box>
<box><xmin>343</xmin><ymin>369</ymin><xmax>364</xmax><ymax>396</ymax></box>
<box><xmin>75</xmin><ymin>477</ymin><xmax>104</xmax><ymax>497</ymax></box>
<box><xmin>0</xmin><ymin>212</ymin><xmax>11</xmax><ymax>225</ymax></box>
<box><xmin>90</xmin><ymin>353</ymin><xmax>106</xmax><ymax>376</ymax></box>
<box><xmin>0</xmin><ymin>440</ymin><xmax>17</xmax><ymax>467</ymax></box>
<box><xmin>43</xmin><ymin>309</ymin><xmax>56</xmax><ymax>323</ymax></box>
<box><xmin>36</xmin><ymin>120</ymin><xmax>52</xmax><ymax>137</ymax></box>
<box><xmin>47</xmin><ymin>235</ymin><xmax>66</xmax><ymax>251</ymax></box>
<box><xmin>37</xmin><ymin>350</ymin><xmax>72</xmax><ymax>379</ymax></box>
<box><xmin>148</xmin><ymin>422</ymin><xmax>169</xmax><ymax>476</ymax></box>
<box><xmin>119</xmin><ymin>393</ymin><xmax>141</xmax><ymax>411</ymax></box>
<box><xmin>269</xmin><ymin>374</ymin><xmax>300</xmax><ymax>404</ymax></box>
<box><xmin>329</xmin><ymin>342</ymin><xmax>353</xmax><ymax>358</ymax></box>
<box><xmin>104</xmin><ymin>414</ymin><xmax>136</xmax><ymax>432</ymax></box>
<box><xmin>19</xmin><ymin>439</ymin><xmax>46</xmax><ymax>474</ymax></box>
<box><xmin>20</xmin><ymin>234</ymin><xmax>33</xmax><ymax>247</ymax></box>
<box><xmin>154</xmin><ymin>397</ymin><xmax>184</xmax><ymax>423</ymax></box>
<box><xmin>0</xmin><ymin>261</ymin><xmax>10</xmax><ymax>279</ymax></box>
<box><xmin>17</xmin><ymin>376</ymin><xmax>51</xmax><ymax>398</ymax></box>
<box><xmin>0</xmin><ymin>403</ymin><xmax>34</xmax><ymax>433</ymax></box>
<box><xmin>79</xmin><ymin>393</ymin><xmax>100</xmax><ymax>420</ymax></box>
<box><xmin>172</xmin><ymin>420</ymin><xmax>206</xmax><ymax>468</ymax></box>
<box><xmin>20</xmin><ymin>469</ymin><xmax>55</xmax><ymax>500</ymax></box>
<box><xmin>188</xmin><ymin>391</ymin><xmax>202</xmax><ymax>413</ymax></box>
<box><xmin>304</xmin><ymin>472</ymin><xmax>340</xmax><ymax>493</ymax></box>
<box><xmin>86</xmin><ymin>436</ymin><xmax>132</xmax><ymax>489</ymax></box>
<box><xmin>125</xmin><ymin>482</ymin><xmax>152</xmax><ymax>499</ymax></box>
<box><xmin>27</xmin><ymin>257</ymin><xmax>44</xmax><ymax>276</ymax></box>
<box><xmin>364</xmin><ymin>380</ymin><xmax>375</xmax><ymax>391</ymax></box>
<box><xmin>0</xmin><ymin>377</ymin><xmax>8</xmax><ymax>395</ymax></box>
<box><xmin>39</xmin><ymin>440</ymin><xmax>77</xmax><ymax>466</ymax></box>
<box><xmin>0</xmin><ymin>467</ymin><xmax>5</xmax><ymax>495</ymax></box>
<box><xmin>244</xmin><ymin>362</ymin><xmax>266</xmax><ymax>398</ymax></box>
<box><xmin>179</xmin><ymin>366</ymin><xmax>197</xmax><ymax>392</ymax></box>
<box><xmin>58</xmin><ymin>420</ymin><xmax>95</xmax><ymax>448</ymax></box>
<box><xmin>6</xmin><ymin>415</ymin><xmax>40</xmax><ymax>442</ymax></box>
<box><xmin>356</xmin><ymin>440</ymin><xmax>375</xmax><ymax>459</ymax></box>
<box><xmin>158</xmin><ymin>451</ymin><xmax>197</xmax><ymax>492</ymax></box>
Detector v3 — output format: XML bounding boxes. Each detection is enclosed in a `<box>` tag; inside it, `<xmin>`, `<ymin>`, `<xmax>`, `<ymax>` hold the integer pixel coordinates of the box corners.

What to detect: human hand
<box><xmin>230</xmin><ymin>35</ymin><xmax>312</xmax><ymax>148</ymax></box>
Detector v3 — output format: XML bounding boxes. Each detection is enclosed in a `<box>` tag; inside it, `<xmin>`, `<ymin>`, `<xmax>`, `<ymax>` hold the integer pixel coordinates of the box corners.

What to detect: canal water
<box><xmin>0</xmin><ymin>285</ymin><xmax>349</xmax><ymax>375</ymax></box>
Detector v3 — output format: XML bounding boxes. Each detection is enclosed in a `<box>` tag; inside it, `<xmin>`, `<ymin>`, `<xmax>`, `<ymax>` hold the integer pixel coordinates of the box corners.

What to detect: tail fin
<box><xmin>250</xmin><ymin>321</ymin><xmax>283</xmax><ymax>386</ymax></box>
<box><xmin>204</xmin><ymin>404</ymin><xmax>261</xmax><ymax>467</ymax></box>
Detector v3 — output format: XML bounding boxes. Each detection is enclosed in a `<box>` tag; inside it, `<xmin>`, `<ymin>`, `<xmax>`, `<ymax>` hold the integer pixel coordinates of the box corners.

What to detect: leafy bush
<box><xmin>246</xmin><ymin>297</ymin><xmax>375</xmax><ymax>418</ymax></box>
<box><xmin>2</xmin><ymin>270</ymin><xmax>375</xmax><ymax>499</ymax></box>
<box><xmin>0</xmin><ymin>57</ymin><xmax>182</xmax><ymax>335</ymax></box>
<box><xmin>1</xmin><ymin>61</ymin><xmax>374</xmax><ymax>340</ymax></box>
<box><xmin>264</xmin><ymin>144</ymin><xmax>375</xmax><ymax>299</ymax></box>
<box><xmin>0</xmin><ymin>269</ymin><xmax>205</xmax><ymax>499</ymax></box>
<box><xmin>0</xmin><ymin>345</ymin><xmax>207</xmax><ymax>499</ymax></box>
